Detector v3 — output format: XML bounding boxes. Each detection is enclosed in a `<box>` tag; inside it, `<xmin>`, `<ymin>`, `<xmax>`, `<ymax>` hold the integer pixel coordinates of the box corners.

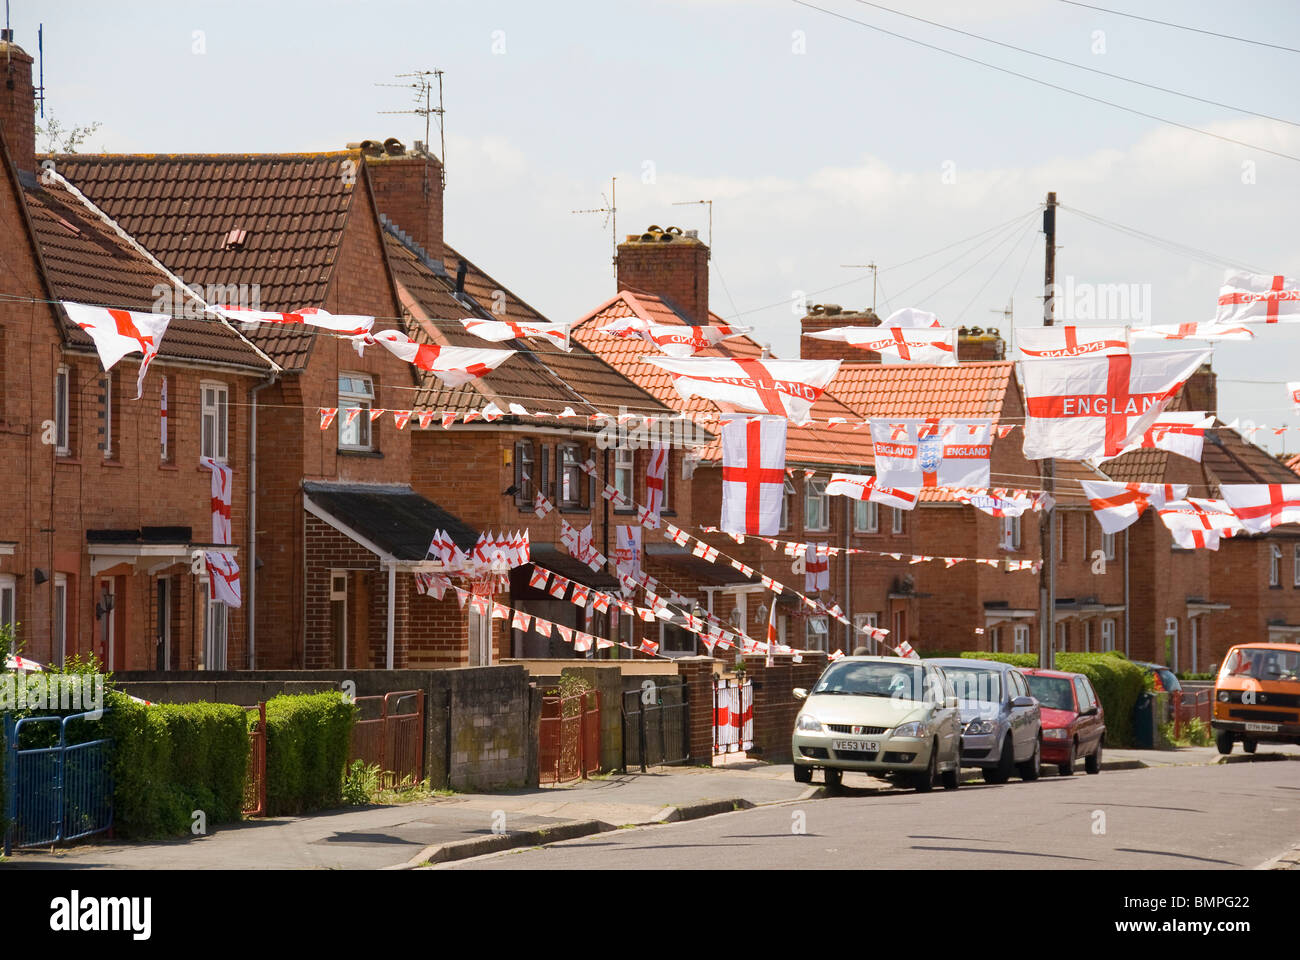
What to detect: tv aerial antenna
<box><xmin>572</xmin><ymin>176</ymin><xmax>617</xmax><ymax>278</ymax></box>
<box><xmin>377</xmin><ymin>70</ymin><xmax>445</xmax><ymax>187</ymax></box>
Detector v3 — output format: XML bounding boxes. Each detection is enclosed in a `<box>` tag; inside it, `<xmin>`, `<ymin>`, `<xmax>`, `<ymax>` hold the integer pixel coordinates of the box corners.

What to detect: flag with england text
<box><xmin>647</xmin><ymin>356</ymin><xmax>840</xmax><ymax>425</ymax></box>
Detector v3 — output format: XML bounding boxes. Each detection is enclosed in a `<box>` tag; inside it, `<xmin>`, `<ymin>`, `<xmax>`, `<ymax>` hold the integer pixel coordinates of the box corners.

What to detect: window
<box><xmin>854</xmin><ymin>498</ymin><xmax>878</xmax><ymax>533</ymax></box>
<box><xmin>1083</xmin><ymin>619</ymin><xmax>1092</xmax><ymax>653</ymax></box>
<box><xmin>1100</xmin><ymin>618</ymin><xmax>1115</xmax><ymax>652</ymax></box>
<box><xmin>614</xmin><ymin>446</ymin><xmax>634</xmax><ymax>506</ymax></box>
<box><xmin>53</xmin><ymin>575</ymin><xmax>68</xmax><ymax>667</ymax></box>
<box><xmin>989</xmin><ymin>626</ymin><xmax>1000</xmax><ymax>652</ymax></box>
<box><xmin>1074</xmin><ymin>676</ymin><xmax>1094</xmax><ymax>713</ymax></box>
<box><xmin>559</xmin><ymin>445</ymin><xmax>584</xmax><ymax>508</ymax></box>
<box><xmin>100</xmin><ymin>371</ymin><xmax>116</xmax><ymax>460</ymax></box>
<box><xmin>160</xmin><ymin>375</ymin><xmax>172</xmax><ymax>463</ymax></box>
<box><xmin>514</xmin><ymin>440</ymin><xmax>535</xmax><ymax>507</ymax></box>
<box><xmin>0</xmin><ymin>574</ymin><xmax>15</xmax><ymax>636</ymax></box>
<box><xmin>891</xmin><ymin>507</ymin><xmax>904</xmax><ymax>535</ymax></box>
<box><xmin>1081</xmin><ymin>513</ymin><xmax>1089</xmax><ymax>561</ymax></box>
<box><xmin>780</xmin><ymin>478</ymin><xmax>796</xmax><ymax>531</ymax></box>
<box><xmin>54</xmin><ymin>365</ymin><xmax>71</xmax><ymax>456</ymax></box>
<box><xmin>804</xmin><ymin>477</ymin><xmax>829</xmax><ymax>531</ymax></box>
<box><xmin>330</xmin><ymin>570</ymin><xmax>348</xmax><ymax>669</ymax></box>
<box><xmin>1294</xmin><ymin>545</ymin><xmax>1300</xmax><ymax>587</ymax></box>
<box><xmin>1270</xmin><ymin>543</ymin><xmax>1282</xmax><ymax>587</ymax></box>
<box><xmin>203</xmin><ymin>581</ymin><xmax>228</xmax><ymax>670</ymax></box>
<box><xmin>660</xmin><ymin>621</ymin><xmax>696</xmax><ymax>657</ymax></box>
<box><xmin>201</xmin><ymin>380</ymin><xmax>230</xmax><ymax>460</ymax></box>
<box><xmin>1055</xmin><ymin>512</ymin><xmax>1065</xmax><ymax>562</ymax></box>
<box><xmin>337</xmin><ymin>374</ymin><xmax>373</xmax><ymax>451</ymax></box>
<box><xmin>1013</xmin><ymin>623</ymin><xmax>1029</xmax><ymax>654</ymax></box>
<box><xmin>892</xmin><ymin>608</ymin><xmax>906</xmax><ymax>645</ymax></box>
<box><xmin>1001</xmin><ymin>515</ymin><xmax>1021</xmax><ymax>551</ymax></box>
<box><xmin>853</xmin><ymin>612</ymin><xmax>879</xmax><ymax>649</ymax></box>
<box><xmin>1057</xmin><ymin>621</ymin><xmax>1067</xmax><ymax>653</ymax></box>
<box><xmin>1102</xmin><ymin>530</ymin><xmax>1116</xmax><ymax>561</ymax></box>
<box><xmin>806</xmin><ymin>615</ymin><xmax>829</xmax><ymax>652</ymax></box>
<box><xmin>539</xmin><ymin>445</ymin><xmax>552</xmax><ymax>500</ymax></box>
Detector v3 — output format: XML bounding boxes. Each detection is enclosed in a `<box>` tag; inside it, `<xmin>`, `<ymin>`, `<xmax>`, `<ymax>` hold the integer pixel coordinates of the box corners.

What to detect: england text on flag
<box><xmin>1015</xmin><ymin>325</ymin><xmax>1129</xmax><ymax>360</ymax></box>
<box><xmin>869</xmin><ymin>418</ymin><xmax>993</xmax><ymax>489</ymax></box>
<box><xmin>1215</xmin><ymin>271</ymin><xmax>1300</xmax><ymax>325</ymax></box>
<box><xmin>805</xmin><ymin>325</ymin><xmax>957</xmax><ymax>366</ymax></box>
<box><xmin>647</xmin><ymin>356</ymin><xmax>840</xmax><ymax>425</ymax></box>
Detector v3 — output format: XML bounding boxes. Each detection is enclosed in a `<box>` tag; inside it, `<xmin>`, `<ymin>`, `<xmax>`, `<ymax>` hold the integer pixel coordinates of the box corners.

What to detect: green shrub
<box><xmin>342</xmin><ymin>759</ymin><xmax>381</xmax><ymax>805</ymax></box>
<box><xmin>263</xmin><ymin>692</ymin><xmax>356</xmax><ymax>816</ymax></box>
<box><xmin>1055</xmin><ymin>652</ymin><xmax>1146</xmax><ymax>749</ymax></box>
<box><xmin>961</xmin><ymin>651</ymin><xmax>1039</xmax><ymax>669</ymax></box>
<box><xmin>103</xmin><ymin>692</ymin><xmax>250</xmax><ymax>838</ymax></box>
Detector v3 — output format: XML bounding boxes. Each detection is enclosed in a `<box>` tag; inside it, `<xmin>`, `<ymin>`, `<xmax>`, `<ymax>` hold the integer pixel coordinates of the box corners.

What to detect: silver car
<box><xmin>926</xmin><ymin>658</ymin><xmax>1042</xmax><ymax>784</ymax></box>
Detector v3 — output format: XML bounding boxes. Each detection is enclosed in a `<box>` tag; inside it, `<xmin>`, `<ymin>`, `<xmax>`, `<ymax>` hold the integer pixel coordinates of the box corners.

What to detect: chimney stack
<box><xmin>616</xmin><ymin>225</ymin><xmax>710</xmax><ymax>326</ymax></box>
<box><xmin>956</xmin><ymin>327</ymin><xmax>1006</xmax><ymax>362</ymax></box>
<box><xmin>0</xmin><ymin>35</ymin><xmax>36</xmax><ymax>174</ymax></box>
<box><xmin>362</xmin><ymin>138</ymin><xmax>445</xmax><ymax>257</ymax></box>
<box><xmin>800</xmin><ymin>304</ymin><xmax>883</xmax><ymax>361</ymax></box>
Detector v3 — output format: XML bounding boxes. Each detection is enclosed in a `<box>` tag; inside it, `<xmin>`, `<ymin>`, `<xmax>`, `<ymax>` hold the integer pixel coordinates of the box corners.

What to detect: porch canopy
<box><xmin>86</xmin><ymin>527</ymin><xmax>236</xmax><ymax>577</ymax></box>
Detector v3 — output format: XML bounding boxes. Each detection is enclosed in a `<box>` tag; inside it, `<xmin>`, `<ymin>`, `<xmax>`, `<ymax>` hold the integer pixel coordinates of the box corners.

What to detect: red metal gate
<box><xmin>243</xmin><ymin>702</ymin><xmax>267</xmax><ymax>817</ymax></box>
<box><xmin>713</xmin><ymin>677</ymin><xmax>753</xmax><ymax>755</ymax></box>
<box><xmin>1172</xmin><ymin>688</ymin><xmax>1212</xmax><ymax>739</ymax></box>
<box><xmin>349</xmin><ymin>690</ymin><xmax>426</xmax><ymax>789</ymax></box>
<box><xmin>539</xmin><ymin>690</ymin><xmax>601</xmax><ymax>784</ymax></box>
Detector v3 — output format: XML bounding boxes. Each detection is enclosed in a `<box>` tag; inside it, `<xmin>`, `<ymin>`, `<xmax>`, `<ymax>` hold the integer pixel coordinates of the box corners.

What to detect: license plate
<box><xmin>1244</xmin><ymin>722</ymin><xmax>1278</xmax><ymax>733</ymax></box>
<box><xmin>832</xmin><ymin>740</ymin><xmax>880</xmax><ymax>753</ymax></box>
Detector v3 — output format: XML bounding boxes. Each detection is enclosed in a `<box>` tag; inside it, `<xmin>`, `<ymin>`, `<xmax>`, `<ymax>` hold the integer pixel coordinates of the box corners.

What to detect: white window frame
<box><xmin>854</xmin><ymin>498</ymin><xmax>878</xmax><ymax>533</ymax></box>
<box><xmin>468</xmin><ymin>602</ymin><xmax>494</xmax><ymax>665</ymax></box>
<box><xmin>1100</xmin><ymin>618</ymin><xmax>1115</xmax><ymax>652</ymax></box>
<box><xmin>1083</xmin><ymin>619</ymin><xmax>1092</xmax><ymax>653</ymax></box>
<box><xmin>53</xmin><ymin>573</ymin><xmax>68</xmax><ymax>667</ymax></box>
<box><xmin>1013</xmin><ymin>623</ymin><xmax>1029</xmax><ymax>654</ymax></box>
<box><xmin>54</xmin><ymin>364</ymin><xmax>71</xmax><ymax>457</ymax></box>
<box><xmin>780</xmin><ymin>478</ymin><xmax>796</xmax><ymax>531</ymax></box>
<box><xmin>337</xmin><ymin>374</ymin><xmax>373</xmax><ymax>452</ymax></box>
<box><xmin>804</xmin><ymin>477</ymin><xmax>829</xmax><ymax>532</ymax></box>
<box><xmin>989</xmin><ymin>626</ymin><xmax>1000</xmax><ymax>652</ymax></box>
<box><xmin>1270</xmin><ymin>543</ymin><xmax>1282</xmax><ymax>587</ymax></box>
<box><xmin>203</xmin><ymin>580</ymin><xmax>228</xmax><ymax>670</ymax></box>
<box><xmin>201</xmin><ymin>380</ymin><xmax>230</xmax><ymax>461</ymax></box>
<box><xmin>330</xmin><ymin>569</ymin><xmax>348</xmax><ymax>669</ymax></box>
<box><xmin>559</xmin><ymin>444</ymin><xmax>584</xmax><ymax>508</ymax></box>
<box><xmin>806</xmin><ymin>614</ymin><xmax>829</xmax><ymax>652</ymax></box>
<box><xmin>1001</xmin><ymin>515</ymin><xmax>1021</xmax><ymax>551</ymax></box>
<box><xmin>0</xmin><ymin>574</ymin><xmax>16</xmax><ymax>637</ymax></box>
<box><xmin>891</xmin><ymin>506</ymin><xmax>904</xmax><ymax>535</ymax></box>
<box><xmin>101</xmin><ymin>372</ymin><xmax>113</xmax><ymax>460</ymax></box>
<box><xmin>614</xmin><ymin>446</ymin><xmax>634</xmax><ymax>506</ymax></box>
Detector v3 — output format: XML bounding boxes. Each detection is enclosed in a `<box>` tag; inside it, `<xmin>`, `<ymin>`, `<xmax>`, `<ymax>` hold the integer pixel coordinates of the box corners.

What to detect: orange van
<box><xmin>1211</xmin><ymin>642</ymin><xmax>1300</xmax><ymax>754</ymax></box>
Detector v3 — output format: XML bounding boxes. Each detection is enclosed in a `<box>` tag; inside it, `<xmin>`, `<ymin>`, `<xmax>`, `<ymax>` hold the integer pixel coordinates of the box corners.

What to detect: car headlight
<box><xmin>796</xmin><ymin>713</ymin><xmax>824</xmax><ymax>734</ymax></box>
<box><xmin>893</xmin><ymin>721</ymin><xmax>928</xmax><ymax>738</ymax></box>
<box><xmin>1217</xmin><ymin>691</ymin><xmax>1229</xmax><ymax>702</ymax></box>
<box><xmin>1043</xmin><ymin>728</ymin><xmax>1069</xmax><ymax>740</ymax></box>
<box><xmin>965</xmin><ymin>718</ymin><xmax>995</xmax><ymax>735</ymax></box>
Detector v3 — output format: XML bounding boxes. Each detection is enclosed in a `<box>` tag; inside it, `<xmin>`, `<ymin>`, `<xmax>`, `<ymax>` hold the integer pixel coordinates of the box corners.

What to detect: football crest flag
<box><xmin>869</xmin><ymin>418</ymin><xmax>993</xmax><ymax>488</ymax></box>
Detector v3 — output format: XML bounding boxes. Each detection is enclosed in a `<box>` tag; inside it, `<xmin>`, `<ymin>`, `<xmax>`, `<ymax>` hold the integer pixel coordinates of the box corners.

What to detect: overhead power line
<box><xmin>1060</xmin><ymin>204</ymin><xmax>1265</xmax><ymax>273</ymax></box>
<box><xmin>791</xmin><ymin>0</ymin><xmax>1300</xmax><ymax>163</ymax></box>
<box><xmin>1057</xmin><ymin>1</ymin><xmax>1300</xmax><ymax>56</ymax></box>
<box><xmin>850</xmin><ymin>0</ymin><xmax>1299</xmax><ymax>127</ymax></box>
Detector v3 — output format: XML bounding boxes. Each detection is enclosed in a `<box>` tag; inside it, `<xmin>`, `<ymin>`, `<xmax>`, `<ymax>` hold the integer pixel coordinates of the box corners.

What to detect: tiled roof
<box><xmin>573</xmin><ymin>291</ymin><xmax>875</xmax><ymax>468</ymax></box>
<box><xmin>830</xmin><ymin>361</ymin><xmax>1015</xmax><ymax>421</ymax></box>
<box><xmin>303</xmin><ymin>481</ymin><xmax>479</xmax><ymax>559</ymax></box>
<box><xmin>1288</xmin><ymin>453</ymin><xmax>1300</xmax><ymax>477</ymax></box>
<box><xmin>54</xmin><ymin>152</ymin><xmax>360</xmax><ymax>369</ymax></box>
<box><xmin>20</xmin><ymin>174</ymin><xmax>271</xmax><ymax>371</ymax></box>
<box><xmin>1102</xmin><ymin>422</ymin><xmax>1300</xmax><ymax>497</ymax></box>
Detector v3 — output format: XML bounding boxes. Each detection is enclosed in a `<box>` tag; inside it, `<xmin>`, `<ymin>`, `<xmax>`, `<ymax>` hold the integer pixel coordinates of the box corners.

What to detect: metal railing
<box><xmin>622</xmin><ymin>684</ymin><xmax>689</xmax><ymax>772</ymax></box>
<box><xmin>1172</xmin><ymin>688</ymin><xmax>1212</xmax><ymax>739</ymax></box>
<box><xmin>4</xmin><ymin>711</ymin><xmax>113</xmax><ymax>853</ymax></box>
<box><xmin>243</xmin><ymin>702</ymin><xmax>267</xmax><ymax>817</ymax></box>
<box><xmin>539</xmin><ymin>690</ymin><xmax>600</xmax><ymax>784</ymax></box>
<box><xmin>349</xmin><ymin>690</ymin><xmax>426</xmax><ymax>790</ymax></box>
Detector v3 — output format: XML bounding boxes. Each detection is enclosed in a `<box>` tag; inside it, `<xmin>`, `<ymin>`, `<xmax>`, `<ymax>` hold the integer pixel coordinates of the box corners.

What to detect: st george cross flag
<box><xmin>1157</xmin><ymin>498</ymin><xmax>1244</xmax><ymax>550</ymax></box>
<box><xmin>1129</xmin><ymin>322</ymin><xmax>1253</xmax><ymax>342</ymax></box>
<box><xmin>955</xmin><ymin>489</ymin><xmax>1035</xmax><ymax>518</ymax></box>
<box><xmin>615</xmin><ymin>526</ymin><xmax>641</xmax><ymax>587</ymax></box>
<box><xmin>639</xmin><ymin>323</ymin><xmax>752</xmax><ymax>357</ymax></box>
<box><xmin>645</xmin><ymin>443</ymin><xmax>669</xmax><ymax>519</ymax></box>
<box><xmin>1021</xmin><ymin>349</ymin><xmax>1210</xmax><ymax>460</ymax></box>
<box><xmin>869</xmin><ymin>418</ymin><xmax>993</xmax><ymax>488</ymax></box>
<box><xmin>199</xmin><ymin>457</ymin><xmax>234</xmax><ymax>545</ymax></box>
<box><xmin>213</xmin><ymin>304</ymin><xmax>375</xmax><ymax>337</ymax></box>
<box><xmin>805</xmin><ymin>543</ymin><xmax>830</xmax><ymax>592</ymax></box>
<box><xmin>824</xmin><ymin>473</ymin><xmax>920</xmax><ymax>511</ymax></box>
<box><xmin>806</xmin><ymin>325</ymin><xmax>957</xmax><ymax>366</ymax></box>
<box><xmin>1114</xmin><ymin>412</ymin><xmax>1215</xmax><ymax>462</ymax></box>
<box><xmin>1081</xmin><ymin>480</ymin><xmax>1188</xmax><ymax>534</ymax></box>
<box><xmin>878</xmin><ymin>307</ymin><xmax>942</xmax><ymax>328</ymax></box>
<box><xmin>721</xmin><ymin>416</ymin><xmax>787</xmax><ymax>536</ymax></box>
<box><xmin>1215</xmin><ymin>271</ymin><xmax>1300</xmax><ymax>325</ymax></box>
<box><xmin>646</xmin><ymin>357</ymin><xmax>840</xmax><ymax>425</ymax></box>
<box><xmin>62</xmin><ymin>301</ymin><xmax>171</xmax><ymax>400</ymax></box>
<box><xmin>1220</xmin><ymin>484</ymin><xmax>1300</xmax><ymax>534</ymax></box>
<box><xmin>459</xmin><ymin>317</ymin><xmax>570</xmax><ymax>351</ymax></box>
<box><xmin>1015</xmin><ymin>325</ymin><xmax>1129</xmax><ymax>360</ymax></box>
<box><xmin>205</xmin><ymin>552</ymin><xmax>242</xmax><ymax>608</ymax></box>
<box><xmin>369</xmin><ymin>330</ymin><xmax>514</xmax><ymax>387</ymax></box>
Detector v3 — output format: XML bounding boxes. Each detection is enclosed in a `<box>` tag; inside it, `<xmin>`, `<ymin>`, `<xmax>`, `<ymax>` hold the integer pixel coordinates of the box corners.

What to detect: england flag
<box><xmin>1215</xmin><ymin>271</ymin><xmax>1300</xmax><ymax>324</ymax></box>
<box><xmin>1157</xmin><ymin>498</ymin><xmax>1244</xmax><ymax>550</ymax></box>
<box><xmin>1081</xmin><ymin>481</ymin><xmax>1188</xmax><ymax>534</ymax></box>
<box><xmin>1015</xmin><ymin>325</ymin><xmax>1129</xmax><ymax>361</ymax></box>
<box><xmin>869</xmin><ymin>418</ymin><xmax>993</xmax><ymax>489</ymax></box>
<box><xmin>721</xmin><ymin>416</ymin><xmax>787</xmax><ymax>536</ymax></box>
<box><xmin>1221</xmin><ymin>484</ymin><xmax>1300</xmax><ymax>534</ymax></box>
<box><xmin>648</xmin><ymin>356</ymin><xmax>840</xmax><ymax>425</ymax></box>
<box><xmin>806</xmin><ymin>325</ymin><xmax>957</xmax><ymax>365</ymax></box>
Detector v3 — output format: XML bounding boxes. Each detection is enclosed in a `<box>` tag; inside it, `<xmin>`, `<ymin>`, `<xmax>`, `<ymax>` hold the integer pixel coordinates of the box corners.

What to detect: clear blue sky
<box><xmin>12</xmin><ymin>0</ymin><xmax>1300</xmax><ymax>450</ymax></box>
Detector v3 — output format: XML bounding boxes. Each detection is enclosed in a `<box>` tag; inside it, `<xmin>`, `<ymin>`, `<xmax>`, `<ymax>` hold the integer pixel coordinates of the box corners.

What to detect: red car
<box><xmin>1022</xmin><ymin>669</ymin><xmax>1106</xmax><ymax>776</ymax></box>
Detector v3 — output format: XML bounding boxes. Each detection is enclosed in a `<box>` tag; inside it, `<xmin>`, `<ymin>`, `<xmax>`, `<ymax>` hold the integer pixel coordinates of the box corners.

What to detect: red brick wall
<box><xmin>0</xmin><ymin>40</ymin><xmax>36</xmax><ymax>173</ymax></box>
<box><xmin>364</xmin><ymin>151</ymin><xmax>444</xmax><ymax>256</ymax></box>
<box><xmin>616</xmin><ymin>234</ymin><xmax>709</xmax><ymax>326</ymax></box>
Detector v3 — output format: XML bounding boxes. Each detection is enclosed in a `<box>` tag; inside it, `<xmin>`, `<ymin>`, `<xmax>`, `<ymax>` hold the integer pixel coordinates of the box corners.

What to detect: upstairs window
<box><xmin>614</xmin><ymin>447</ymin><xmax>634</xmax><ymax>508</ymax></box>
<box><xmin>54</xmin><ymin>365</ymin><xmax>71</xmax><ymax>457</ymax></box>
<box><xmin>891</xmin><ymin>506</ymin><xmax>905</xmax><ymax>535</ymax></box>
<box><xmin>514</xmin><ymin>440</ymin><xmax>535</xmax><ymax>508</ymax></box>
<box><xmin>201</xmin><ymin>381</ymin><xmax>230</xmax><ymax>461</ymax></box>
<box><xmin>780</xmin><ymin>478</ymin><xmax>796</xmax><ymax>531</ymax></box>
<box><xmin>337</xmin><ymin>375</ymin><xmax>373</xmax><ymax>451</ymax></box>
<box><xmin>804</xmin><ymin>477</ymin><xmax>829</xmax><ymax>531</ymax></box>
<box><xmin>559</xmin><ymin>444</ymin><xmax>584</xmax><ymax>509</ymax></box>
<box><xmin>854</xmin><ymin>499</ymin><xmax>878</xmax><ymax>533</ymax></box>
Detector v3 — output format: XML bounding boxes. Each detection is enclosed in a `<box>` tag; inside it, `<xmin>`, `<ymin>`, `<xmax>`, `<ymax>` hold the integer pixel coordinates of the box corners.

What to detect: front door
<box><xmin>99</xmin><ymin>578</ymin><xmax>116</xmax><ymax>670</ymax></box>
<box><xmin>156</xmin><ymin>577</ymin><xmax>170</xmax><ymax>670</ymax></box>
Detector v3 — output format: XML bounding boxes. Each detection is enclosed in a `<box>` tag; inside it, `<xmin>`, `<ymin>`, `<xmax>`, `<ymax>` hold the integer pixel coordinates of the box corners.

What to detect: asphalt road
<box><xmin>445</xmin><ymin>760</ymin><xmax>1300</xmax><ymax>870</ymax></box>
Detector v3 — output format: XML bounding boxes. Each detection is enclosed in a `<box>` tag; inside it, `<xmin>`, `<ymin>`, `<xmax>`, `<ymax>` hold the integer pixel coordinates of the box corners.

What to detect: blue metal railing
<box><xmin>3</xmin><ymin>711</ymin><xmax>113</xmax><ymax>854</ymax></box>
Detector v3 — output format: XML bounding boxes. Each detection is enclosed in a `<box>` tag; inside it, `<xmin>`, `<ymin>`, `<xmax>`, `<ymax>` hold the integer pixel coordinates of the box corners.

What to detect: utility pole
<box><xmin>1039</xmin><ymin>191</ymin><xmax>1058</xmax><ymax>670</ymax></box>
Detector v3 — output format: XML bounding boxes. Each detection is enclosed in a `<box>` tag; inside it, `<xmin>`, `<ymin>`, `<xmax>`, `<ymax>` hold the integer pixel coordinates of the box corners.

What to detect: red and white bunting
<box><xmin>1221</xmin><ymin>484</ymin><xmax>1300</xmax><ymax>534</ymax></box>
<box><xmin>1015</xmin><ymin>325</ymin><xmax>1129</xmax><ymax>360</ymax></box>
<box><xmin>1216</xmin><ymin>271</ymin><xmax>1300</xmax><ymax>325</ymax></box>
<box><xmin>511</xmin><ymin>610</ymin><xmax>532</xmax><ymax>632</ymax></box>
<box><xmin>639</xmin><ymin>638</ymin><xmax>660</xmax><ymax>656</ymax></box>
<box><xmin>806</xmin><ymin>325</ymin><xmax>957</xmax><ymax>366</ymax></box>
<box><xmin>721</xmin><ymin>416</ymin><xmax>787</xmax><ymax>536</ymax></box>
<box><xmin>547</xmin><ymin>574</ymin><xmax>570</xmax><ymax>599</ymax></box>
<box><xmin>571</xmin><ymin>584</ymin><xmax>590</xmax><ymax>608</ymax></box>
<box><xmin>868</xmin><ymin>418</ymin><xmax>993</xmax><ymax>489</ymax></box>
<box><xmin>636</xmin><ymin>505</ymin><xmax>661</xmax><ymax>529</ymax></box>
<box><xmin>319</xmin><ymin>407</ymin><xmax>338</xmax><ymax>429</ymax></box>
<box><xmin>214</xmin><ymin>304</ymin><xmax>375</xmax><ymax>338</ymax></box>
<box><xmin>528</xmin><ymin>567</ymin><xmax>551</xmax><ymax>591</ymax></box>
<box><xmin>1129</xmin><ymin>322</ymin><xmax>1253</xmax><ymax>342</ymax></box>
<box><xmin>1021</xmin><ymin>349</ymin><xmax>1210</xmax><ymax>460</ymax></box>
<box><xmin>491</xmin><ymin>602</ymin><xmax>511</xmax><ymax>620</ymax></box>
<box><xmin>533</xmin><ymin>493</ymin><xmax>555</xmax><ymax>519</ymax></box>
<box><xmin>391</xmin><ymin>410</ymin><xmax>413</xmax><ymax>430</ymax></box>
<box><xmin>647</xmin><ymin>356</ymin><xmax>840</xmax><ymax>425</ymax></box>
<box><xmin>896</xmin><ymin>640</ymin><xmax>920</xmax><ymax>660</ymax></box>
<box><xmin>1157</xmin><ymin>498</ymin><xmax>1244</xmax><ymax>550</ymax></box>
<box><xmin>459</xmin><ymin>317</ymin><xmax>570</xmax><ymax>351</ymax></box>
<box><xmin>369</xmin><ymin>330</ymin><xmax>514</xmax><ymax>387</ymax></box>
<box><xmin>1115</xmin><ymin>412</ymin><xmax>1215</xmax><ymax>462</ymax></box>
<box><xmin>62</xmin><ymin>301</ymin><xmax>171</xmax><ymax>400</ymax></box>
<box><xmin>1081</xmin><ymin>480</ymin><xmax>1188</xmax><ymax>534</ymax></box>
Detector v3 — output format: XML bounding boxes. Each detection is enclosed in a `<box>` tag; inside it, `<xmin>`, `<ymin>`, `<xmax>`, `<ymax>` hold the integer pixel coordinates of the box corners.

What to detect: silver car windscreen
<box><xmin>941</xmin><ymin>668</ymin><xmax>1003</xmax><ymax>704</ymax></box>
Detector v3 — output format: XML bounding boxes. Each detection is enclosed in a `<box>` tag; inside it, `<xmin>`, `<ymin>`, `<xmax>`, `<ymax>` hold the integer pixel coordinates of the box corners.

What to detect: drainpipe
<box><xmin>843</xmin><ymin>493</ymin><xmax>852</xmax><ymax>651</ymax></box>
<box><xmin>386</xmin><ymin>562</ymin><xmax>396</xmax><ymax>669</ymax></box>
<box><xmin>248</xmin><ymin>374</ymin><xmax>278</xmax><ymax>670</ymax></box>
<box><xmin>1123</xmin><ymin>528</ymin><xmax>1131</xmax><ymax>657</ymax></box>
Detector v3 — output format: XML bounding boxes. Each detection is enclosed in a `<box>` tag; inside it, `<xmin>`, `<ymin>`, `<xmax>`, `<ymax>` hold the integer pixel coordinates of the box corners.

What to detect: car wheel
<box><xmin>1242</xmin><ymin>739</ymin><xmax>1257</xmax><ymax>755</ymax></box>
<box><xmin>913</xmin><ymin>741</ymin><xmax>937</xmax><ymax>793</ymax></box>
<box><xmin>981</xmin><ymin>735</ymin><xmax>1015</xmax><ymax>784</ymax></box>
<box><xmin>793</xmin><ymin>763</ymin><xmax>813</xmax><ymax>784</ymax></box>
<box><xmin>1215</xmin><ymin>729</ymin><xmax>1234</xmax><ymax>755</ymax></box>
<box><xmin>823</xmin><ymin>767</ymin><xmax>842</xmax><ymax>791</ymax></box>
<box><xmin>1018</xmin><ymin>735</ymin><xmax>1042</xmax><ymax>781</ymax></box>
<box><xmin>1058</xmin><ymin>740</ymin><xmax>1075</xmax><ymax>777</ymax></box>
<box><xmin>1084</xmin><ymin>738</ymin><xmax>1103</xmax><ymax>775</ymax></box>
<box><xmin>941</xmin><ymin>745</ymin><xmax>961</xmax><ymax>790</ymax></box>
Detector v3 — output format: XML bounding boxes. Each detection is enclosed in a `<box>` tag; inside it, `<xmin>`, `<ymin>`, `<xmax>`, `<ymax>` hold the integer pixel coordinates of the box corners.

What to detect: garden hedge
<box><xmin>103</xmin><ymin>691</ymin><xmax>250</xmax><ymax>838</ymax></box>
<box><xmin>262</xmin><ymin>692</ymin><xmax>356</xmax><ymax>816</ymax></box>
